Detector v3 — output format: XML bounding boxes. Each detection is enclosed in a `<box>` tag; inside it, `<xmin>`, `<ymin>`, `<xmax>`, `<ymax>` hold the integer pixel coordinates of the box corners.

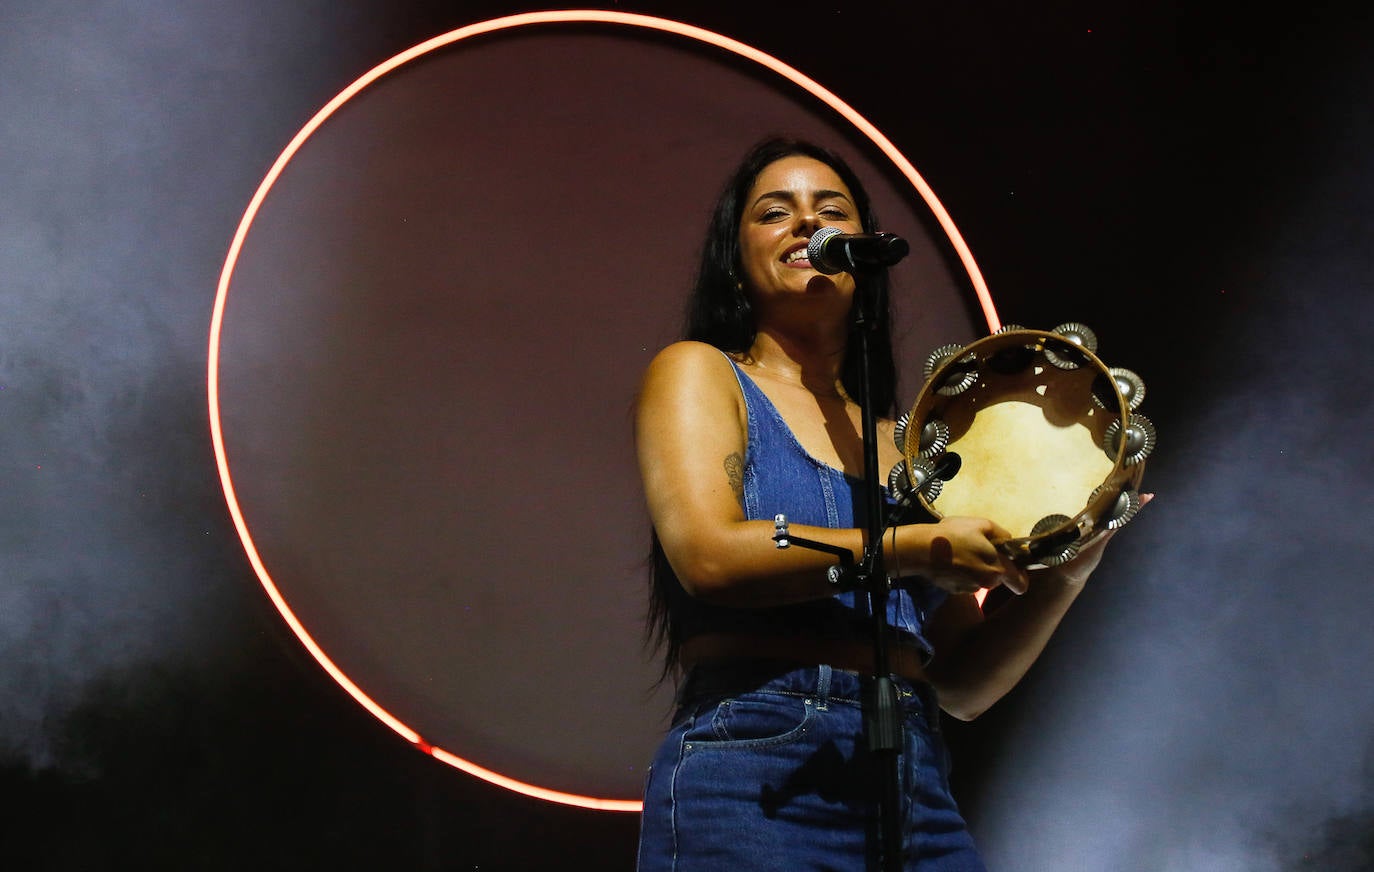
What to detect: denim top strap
<box><xmin>669</xmin><ymin>355</ymin><xmax>945</xmax><ymax>659</ymax></box>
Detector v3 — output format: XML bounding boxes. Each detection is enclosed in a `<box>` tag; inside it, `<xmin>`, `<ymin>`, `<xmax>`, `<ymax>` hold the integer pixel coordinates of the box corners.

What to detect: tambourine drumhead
<box><xmin>901</xmin><ymin>328</ymin><xmax>1149</xmax><ymax>565</ymax></box>
<box><xmin>931</xmin><ymin>362</ymin><xmax>1117</xmax><ymax>538</ymax></box>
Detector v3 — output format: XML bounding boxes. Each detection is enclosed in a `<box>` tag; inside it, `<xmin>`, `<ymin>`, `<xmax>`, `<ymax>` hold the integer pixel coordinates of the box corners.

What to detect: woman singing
<box><xmin>635</xmin><ymin>137</ymin><xmax>1123</xmax><ymax>870</ymax></box>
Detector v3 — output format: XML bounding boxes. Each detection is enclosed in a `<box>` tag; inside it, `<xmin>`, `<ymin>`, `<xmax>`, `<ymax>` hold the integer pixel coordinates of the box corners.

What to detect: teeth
<box><xmin>785</xmin><ymin>248</ymin><xmax>809</xmax><ymax>263</ymax></box>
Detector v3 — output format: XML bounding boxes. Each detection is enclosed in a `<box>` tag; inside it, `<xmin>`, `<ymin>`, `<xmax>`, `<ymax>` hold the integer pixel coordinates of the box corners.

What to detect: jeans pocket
<box><xmin>688</xmin><ymin>692</ymin><xmax>814</xmax><ymax>749</ymax></box>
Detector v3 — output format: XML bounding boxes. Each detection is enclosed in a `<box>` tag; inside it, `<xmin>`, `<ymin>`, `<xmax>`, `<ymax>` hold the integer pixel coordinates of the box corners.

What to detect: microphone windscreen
<box><xmin>806</xmin><ymin>227</ymin><xmax>846</xmax><ymax>275</ymax></box>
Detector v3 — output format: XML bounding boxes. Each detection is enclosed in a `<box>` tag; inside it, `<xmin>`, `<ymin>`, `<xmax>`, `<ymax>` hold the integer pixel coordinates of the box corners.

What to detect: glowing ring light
<box><xmin>208</xmin><ymin>9</ymin><xmax>999</xmax><ymax>813</ymax></box>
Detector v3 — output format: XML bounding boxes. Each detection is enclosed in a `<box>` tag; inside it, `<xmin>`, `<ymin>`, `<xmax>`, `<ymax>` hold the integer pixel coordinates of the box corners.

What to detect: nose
<box><xmin>794</xmin><ymin>209</ymin><xmax>821</xmax><ymax>236</ymax></box>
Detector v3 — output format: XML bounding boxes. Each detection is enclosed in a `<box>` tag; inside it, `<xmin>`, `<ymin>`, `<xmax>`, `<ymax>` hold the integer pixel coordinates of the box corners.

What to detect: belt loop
<box><xmin>815</xmin><ymin>663</ymin><xmax>832</xmax><ymax>710</ymax></box>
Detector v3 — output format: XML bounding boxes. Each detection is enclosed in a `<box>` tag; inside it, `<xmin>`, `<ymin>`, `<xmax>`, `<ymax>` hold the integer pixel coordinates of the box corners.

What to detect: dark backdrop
<box><xmin>4</xmin><ymin>2</ymin><xmax>1372</xmax><ymax>869</ymax></box>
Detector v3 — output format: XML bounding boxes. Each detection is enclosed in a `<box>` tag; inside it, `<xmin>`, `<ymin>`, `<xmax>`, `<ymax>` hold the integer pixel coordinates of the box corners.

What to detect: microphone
<box><xmin>806</xmin><ymin>227</ymin><xmax>910</xmax><ymax>275</ymax></box>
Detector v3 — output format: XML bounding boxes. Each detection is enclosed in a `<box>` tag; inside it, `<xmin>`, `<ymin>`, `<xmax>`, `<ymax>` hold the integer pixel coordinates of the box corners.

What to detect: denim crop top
<box><xmin>668</xmin><ymin>356</ymin><xmax>947</xmax><ymax>660</ymax></box>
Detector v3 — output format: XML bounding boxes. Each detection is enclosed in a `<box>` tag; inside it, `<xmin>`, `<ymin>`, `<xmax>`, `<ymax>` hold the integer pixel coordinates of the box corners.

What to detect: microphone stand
<box><xmin>850</xmin><ymin>278</ymin><xmax>906</xmax><ymax>872</ymax></box>
<box><xmin>772</xmin><ymin>266</ymin><xmax>906</xmax><ymax>871</ymax></box>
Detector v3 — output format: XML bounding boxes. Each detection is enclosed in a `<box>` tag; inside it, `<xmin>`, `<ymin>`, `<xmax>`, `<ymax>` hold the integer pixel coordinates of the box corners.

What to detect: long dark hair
<box><xmin>646</xmin><ymin>136</ymin><xmax>900</xmax><ymax>679</ymax></box>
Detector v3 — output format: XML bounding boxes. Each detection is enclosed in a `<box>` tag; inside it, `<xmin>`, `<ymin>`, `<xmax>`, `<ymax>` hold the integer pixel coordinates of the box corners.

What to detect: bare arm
<box><xmin>925</xmin><ymin>526</ymin><xmax>1129</xmax><ymax>721</ymax></box>
<box><xmin>636</xmin><ymin>341</ymin><xmax>1023</xmax><ymax>607</ymax></box>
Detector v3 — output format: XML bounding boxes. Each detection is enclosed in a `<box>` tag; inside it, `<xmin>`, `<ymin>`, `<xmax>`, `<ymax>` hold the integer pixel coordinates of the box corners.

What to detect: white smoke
<box><xmin>0</xmin><ymin>0</ymin><xmax>359</xmax><ymax>769</ymax></box>
<box><xmin>976</xmin><ymin>43</ymin><xmax>1374</xmax><ymax>872</ymax></box>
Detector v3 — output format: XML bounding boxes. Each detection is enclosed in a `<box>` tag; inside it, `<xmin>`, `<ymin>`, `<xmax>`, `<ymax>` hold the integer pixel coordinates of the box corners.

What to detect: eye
<box><xmin>820</xmin><ymin>206</ymin><xmax>850</xmax><ymax>219</ymax></box>
<box><xmin>759</xmin><ymin>207</ymin><xmax>788</xmax><ymax>222</ymax></box>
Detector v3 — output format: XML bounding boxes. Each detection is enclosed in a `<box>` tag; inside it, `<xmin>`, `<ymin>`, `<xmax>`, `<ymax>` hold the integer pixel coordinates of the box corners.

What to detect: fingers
<box><xmin>924</xmin><ymin>516</ymin><xmax>1030</xmax><ymax>595</ymax></box>
<box><xmin>936</xmin><ymin>497</ymin><xmax>1156</xmax><ymax>596</ymax></box>
<box><xmin>982</xmin><ymin>518</ymin><xmax>1015</xmax><ymax>542</ymax></box>
<box><xmin>965</xmin><ymin>540</ymin><xmax>1026</xmax><ymax>595</ymax></box>
<box><xmin>987</xmin><ymin>523</ymin><xmax>1027</xmax><ymax>593</ymax></box>
<box><xmin>973</xmin><ymin>518</ymin><xmax>1027</xmax><ymax>594</ymax></box>
<box><xmin>999</xmin><ymin>565</ymin><xmax>1029</xmax><ymax>595</ymax></box>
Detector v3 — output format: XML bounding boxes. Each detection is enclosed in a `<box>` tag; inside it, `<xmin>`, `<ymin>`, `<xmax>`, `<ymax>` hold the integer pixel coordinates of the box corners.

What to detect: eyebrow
<box><xmin>751</xmin><ymin>189</ymin><xmax>854</xmax><ymax>208</ymax></box>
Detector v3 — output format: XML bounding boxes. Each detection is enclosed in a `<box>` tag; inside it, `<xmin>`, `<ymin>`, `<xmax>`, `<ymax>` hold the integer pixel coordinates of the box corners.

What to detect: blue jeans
<box><xmin>637</xmin><ymin>662</ymin><xmax>985</xmax><ymax>871</ymax></box>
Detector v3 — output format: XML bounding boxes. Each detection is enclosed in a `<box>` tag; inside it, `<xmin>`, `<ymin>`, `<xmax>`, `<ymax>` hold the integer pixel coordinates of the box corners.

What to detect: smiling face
<box><xmin>737</xmin><ymin>155</ymin><xmax>863</xmax><ymax>309</ymax></box>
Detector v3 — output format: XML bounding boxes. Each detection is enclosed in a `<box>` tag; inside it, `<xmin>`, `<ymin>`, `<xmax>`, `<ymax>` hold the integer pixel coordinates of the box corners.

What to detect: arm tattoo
<box><xmin>724</xmin><ymin>452</ymin><xmax>745</xmax><ymax>503</ymax></box>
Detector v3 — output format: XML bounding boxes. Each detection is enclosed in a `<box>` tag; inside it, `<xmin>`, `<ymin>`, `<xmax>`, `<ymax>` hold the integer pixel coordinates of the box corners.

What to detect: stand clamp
<box><xmin>772</xmin><ymin>513</ymin><xmax>870</xmax><ymax>592</ymax></box>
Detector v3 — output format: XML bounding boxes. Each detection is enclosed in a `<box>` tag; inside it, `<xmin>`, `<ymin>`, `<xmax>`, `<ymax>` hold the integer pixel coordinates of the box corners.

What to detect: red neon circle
<box><xmin>207</xmin><ymin>9</ymin><xmax>999</xmax><ymax>813</ymax></box>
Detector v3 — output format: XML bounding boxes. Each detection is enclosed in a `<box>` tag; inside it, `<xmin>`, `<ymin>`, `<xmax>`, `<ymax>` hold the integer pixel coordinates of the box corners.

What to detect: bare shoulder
<box><xmin>644</xmin><ymin>340</ymin><xmax>732</xmax><ymax>377</ymax></box>
<box><xmin>640</xmin><ymin>341</ymin><xmax>739</xmax><ymax>402</ymax></box>
<box><xmin>636</xmin><ymin>340</ymin><xmax>746</xmax><ymax>452</ymax></box>
<box><xmin>636</xmin><ymin>341</ymin><xmax>749</xmax><ymax>513</ymax></box>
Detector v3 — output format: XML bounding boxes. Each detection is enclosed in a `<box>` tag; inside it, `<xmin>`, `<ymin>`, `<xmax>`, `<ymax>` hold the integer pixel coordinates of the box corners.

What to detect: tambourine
<box><xmin>890</xmin><ymin>323</ymin><xmax>1155</xmax><ymax>568</ymax></box>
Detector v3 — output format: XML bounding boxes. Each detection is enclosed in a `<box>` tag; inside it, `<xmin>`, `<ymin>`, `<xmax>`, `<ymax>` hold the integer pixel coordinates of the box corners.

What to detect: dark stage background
<box><xmin>4</xmin><ymin>2</ymin><xmax>1373</xmax><ymax>869</ymax></box>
